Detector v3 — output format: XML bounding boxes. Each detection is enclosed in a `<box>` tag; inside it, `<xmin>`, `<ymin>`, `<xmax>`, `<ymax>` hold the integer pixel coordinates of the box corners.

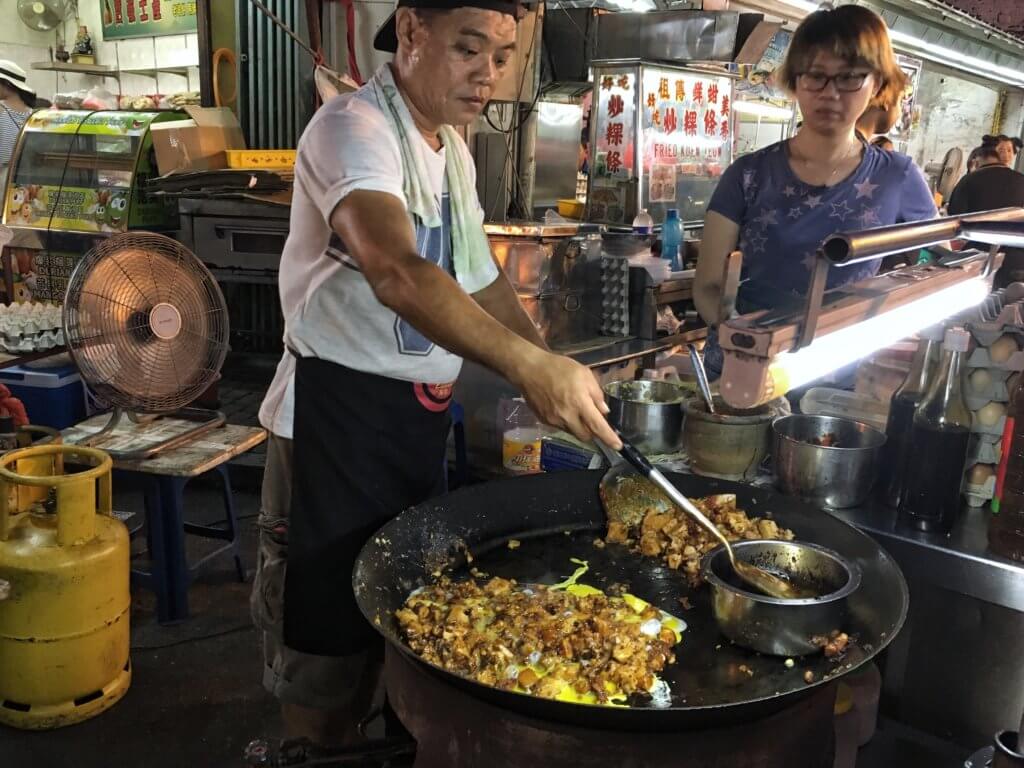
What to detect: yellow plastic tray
<box><xmin>225</xmin><ymin>149</ymin><xmax>297</xmax><ymax>169</ymax></box>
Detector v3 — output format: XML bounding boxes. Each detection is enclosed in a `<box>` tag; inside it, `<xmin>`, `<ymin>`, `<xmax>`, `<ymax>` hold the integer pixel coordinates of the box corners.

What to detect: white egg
<box><xmin>970</xmin><ymin>369</ymin><xmax>993</xmax><ymax>393</ymax></box>
<box><xmin>990</xmin><ymin>335</ymin><xmax>1020</xmax><ymax>364</ymax></box>
<box><xmin>977</xmin><ymin>401</ymin><xmax>1007</xmax><ymax>427</ymax></box>
<box><xmin>968</xmin><ymin>464</ymin><xmax>996</xmax><ymax>485</ymax></box>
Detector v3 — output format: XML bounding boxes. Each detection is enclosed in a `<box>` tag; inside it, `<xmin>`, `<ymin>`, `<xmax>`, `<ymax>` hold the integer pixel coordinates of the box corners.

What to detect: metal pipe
<box><xmin>959</xmin><ymin>221</ymin><xmax>1024</xmax><ymax>248</ymax></box>
<box><xmin>821</xmin><ymin>207</ymin><xmax>1024</xmax><ymax>265</ymax></box>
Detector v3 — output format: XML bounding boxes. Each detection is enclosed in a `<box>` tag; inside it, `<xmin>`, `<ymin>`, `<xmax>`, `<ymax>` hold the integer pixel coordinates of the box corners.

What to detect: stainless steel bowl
<box><xmin>701</xmin><ymin>540</ymin><xmax>862</xmax><ymax>656</ymax></box>
<box><xmin>604</xmin><ymin>379</ymin><xmax>689</xmax><ymax>454</ymax></box>
<box><xmin>772</xmin><ymin>415</ymin><xmax>886</xmax><ymax>509</ymax></box>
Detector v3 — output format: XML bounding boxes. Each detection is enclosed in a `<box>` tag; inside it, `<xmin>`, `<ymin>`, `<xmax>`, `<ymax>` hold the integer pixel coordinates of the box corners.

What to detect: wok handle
<box><xmin>614</xmin><ymin>432</ymin><xmax>732</xmax><ymax>553</ymax></box>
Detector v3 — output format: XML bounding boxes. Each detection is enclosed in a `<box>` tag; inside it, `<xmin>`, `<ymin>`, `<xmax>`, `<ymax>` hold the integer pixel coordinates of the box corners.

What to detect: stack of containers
<box><xmin>963</xmin><ymin>294</ymin><xmax>1024</xmax><ymax>507</ymax></box>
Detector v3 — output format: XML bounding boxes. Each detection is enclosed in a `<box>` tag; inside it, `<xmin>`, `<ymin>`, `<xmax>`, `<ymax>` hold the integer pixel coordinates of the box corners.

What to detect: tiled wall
<box><xmin>906</xmin><ymin>68</ymin><xmax>1000</xmax><ymax>170</ymax></box>
<box><xmin>2</xmin><ymin>2</ymin><xmax>199</xmax><ymax>102</ymax></box>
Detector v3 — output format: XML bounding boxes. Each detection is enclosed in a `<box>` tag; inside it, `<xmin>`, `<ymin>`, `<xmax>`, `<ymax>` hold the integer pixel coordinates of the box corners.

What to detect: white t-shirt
<box><xmin>258</xmin><ymin>85</ymin><xmax>499</xmax><ymax>439</ymax></box>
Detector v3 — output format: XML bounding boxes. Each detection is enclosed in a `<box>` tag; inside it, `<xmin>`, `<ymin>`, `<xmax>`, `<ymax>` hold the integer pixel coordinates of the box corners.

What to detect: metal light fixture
<box><xmin>717</xmin><ymin>208</ymin><xmax>1024</xmax><ymax>409</ymax></box>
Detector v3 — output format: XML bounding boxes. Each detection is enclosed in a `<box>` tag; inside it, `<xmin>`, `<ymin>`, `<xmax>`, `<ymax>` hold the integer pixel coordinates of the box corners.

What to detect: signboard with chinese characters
<box><xmin>639</xmin><ymin>66</ymin><xmax>733</xmax><ymax>222</ymax></box>
<box><xmin>590</xmin><ymin>71</ymin><xmax>638</xmax><ymax>225</ymax></box>
<box><xmin>101</xmin><ymin>0</ymin><xmax>198</xmax><ymax>41</ymax></box>
<box><xmin>588</xmin><ymin>63</ymin><xmax>735</xmax><ymax>225</ymax></box>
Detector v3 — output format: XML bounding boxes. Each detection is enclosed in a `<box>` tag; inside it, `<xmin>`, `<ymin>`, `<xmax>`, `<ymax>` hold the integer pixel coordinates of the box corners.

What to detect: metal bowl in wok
<box><xmin>353</xmin><ymin>471</ymin><xmax>908</xmax><ymax>731</ymax></box>
<box><xmin>700</xmin><ymin>540</ymin><xmax>862</xmax><ymax>656</ymax></box>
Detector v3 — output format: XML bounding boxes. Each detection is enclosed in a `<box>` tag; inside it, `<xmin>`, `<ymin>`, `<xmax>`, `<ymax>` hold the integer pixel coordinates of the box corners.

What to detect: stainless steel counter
<box><xmin>831</xmin><ymin>505</ymin><xmax>1024</xmax><ymax>613</ymax></box>
<box><xmin>830</xmin><ymin>503</ymin><xmax>1024</xmax><ymax>749</ymax></box>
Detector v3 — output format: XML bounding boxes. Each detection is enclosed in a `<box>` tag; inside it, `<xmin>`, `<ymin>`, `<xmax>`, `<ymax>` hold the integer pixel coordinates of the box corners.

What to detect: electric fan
<box><xmin>18</xmin><ymin>0</ymin><xmax>73</xmax><ymax>32</ymax></box>
<box><xmin>63</xmin><ymin>232</ymin><xmax>230</xmax><ymax>459</ymax></box>
<box><xmin>925</xmin><ymin>147</ymin><xmax>965</xmax><ymax>204</ymax></box>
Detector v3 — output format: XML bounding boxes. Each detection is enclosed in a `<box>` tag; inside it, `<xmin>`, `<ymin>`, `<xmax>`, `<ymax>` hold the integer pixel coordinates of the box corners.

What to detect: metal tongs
<box><xmin>596</xmin><ymin>435</ymin><xmax>805</xmax><ymax>600</ymax></box>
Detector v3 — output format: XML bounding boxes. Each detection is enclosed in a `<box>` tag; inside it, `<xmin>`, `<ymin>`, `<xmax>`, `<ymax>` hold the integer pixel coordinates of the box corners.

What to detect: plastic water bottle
<box><xmin>661</xmin><ymin>208</ymin><xmax>682</xmax><ymax>271</ymax></box>
<box><xmin>632</xmin><ymin>208</ymin><xmax>654</xmax><ymax>236</ymax></box>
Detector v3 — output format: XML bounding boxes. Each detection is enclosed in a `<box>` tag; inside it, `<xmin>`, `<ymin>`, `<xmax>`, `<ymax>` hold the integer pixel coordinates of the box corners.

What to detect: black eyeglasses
<box><xmin>797</xmin><ymin>72</ymin><xmax>870</xmax><ymax>93</ymax></box>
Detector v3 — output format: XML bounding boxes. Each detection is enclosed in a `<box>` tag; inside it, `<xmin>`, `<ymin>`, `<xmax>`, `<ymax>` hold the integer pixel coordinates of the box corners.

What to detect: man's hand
<box><xmin>512</xmin><ymin>347</ymin><xmax>621</xmax><ymax>450</ymax></box>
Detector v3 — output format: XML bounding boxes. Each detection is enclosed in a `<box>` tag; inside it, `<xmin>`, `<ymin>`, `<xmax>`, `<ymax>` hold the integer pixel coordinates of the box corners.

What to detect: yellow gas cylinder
<box><xmin>0</xmin><ymin>444</ymin><xmax>130</xmax><ymax>729</ymax></box>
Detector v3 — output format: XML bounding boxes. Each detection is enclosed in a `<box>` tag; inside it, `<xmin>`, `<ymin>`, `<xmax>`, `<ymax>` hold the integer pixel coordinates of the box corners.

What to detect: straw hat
<box><xmin>0</xmin><ymin>61</ymin><xmax>36</xmax><ymax>97</ymax></box>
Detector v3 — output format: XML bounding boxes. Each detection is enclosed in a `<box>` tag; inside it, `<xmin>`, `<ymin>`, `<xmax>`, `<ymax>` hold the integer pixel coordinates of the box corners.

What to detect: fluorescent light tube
<box><xmin>766</xmin><ymin>277</ymin><xmax>989</xmax><ymax>393</ymax></box>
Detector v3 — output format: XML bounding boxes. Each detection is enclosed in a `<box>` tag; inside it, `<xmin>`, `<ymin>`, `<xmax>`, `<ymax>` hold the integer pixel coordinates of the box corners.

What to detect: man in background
<box><xmin>948</xmin><ymin>143</ymin><xmax>1024</xmax><ymax>286</ymax></box>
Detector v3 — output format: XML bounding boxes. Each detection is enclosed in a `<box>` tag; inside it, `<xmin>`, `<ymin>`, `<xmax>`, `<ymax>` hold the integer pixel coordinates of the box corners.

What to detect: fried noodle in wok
<box><xmin>396</xmin><ymin>572</ymin><xmax>683</xmax><ymax>706</ymax></box>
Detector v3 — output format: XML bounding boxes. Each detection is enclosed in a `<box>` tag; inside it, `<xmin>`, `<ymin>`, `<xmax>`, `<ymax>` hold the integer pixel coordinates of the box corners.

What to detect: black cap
<box><xmin>373</xmin><ymin>0</ymin><xmax>523</xmax><ymax>53</ymax></box>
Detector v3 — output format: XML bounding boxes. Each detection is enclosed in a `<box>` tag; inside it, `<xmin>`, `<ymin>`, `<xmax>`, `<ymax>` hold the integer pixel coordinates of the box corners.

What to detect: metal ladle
<box><xmin>687</xmin><ymin>343</ymin><xmax>715</xmax><ymax>414</ymax></box>
<box><xmin>596</xmin><ymin>436</ymin><xmax>809</xmax><ymax>600</ymax></box>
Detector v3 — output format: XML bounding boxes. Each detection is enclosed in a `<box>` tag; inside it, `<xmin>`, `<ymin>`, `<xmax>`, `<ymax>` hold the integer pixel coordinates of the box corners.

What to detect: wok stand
<box><xmin>386</xmin><ymin>643</ymin><xmax>838</xmax><ymax>768</ymax></box>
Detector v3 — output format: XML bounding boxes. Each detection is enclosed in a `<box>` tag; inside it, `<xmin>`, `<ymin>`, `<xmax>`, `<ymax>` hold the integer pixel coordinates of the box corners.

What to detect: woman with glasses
<box><xmin>694</xmin><ymin>6</ymin><xmax>936</xmax><ymax>379</ymax></box>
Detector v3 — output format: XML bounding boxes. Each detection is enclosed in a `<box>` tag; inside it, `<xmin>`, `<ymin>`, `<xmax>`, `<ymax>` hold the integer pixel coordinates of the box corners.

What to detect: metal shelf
<box><xmin>118</xmin><ymin>65</ymin><xmax>198</xmax><ymax>78</ymax></box>
<box><xmin>32</xmin><ymin>62</ymin><xmax>117</xmax><ymax>78</ymax></box>
<box><xmin>31</xmin><ymin>62</ymin><xmax>199</xmax><ymax>80</ymax></box>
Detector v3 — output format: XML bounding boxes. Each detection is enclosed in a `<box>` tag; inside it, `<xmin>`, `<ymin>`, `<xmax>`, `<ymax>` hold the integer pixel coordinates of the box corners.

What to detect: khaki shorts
<box><xmin>250</xmin><ymin>434</ymin><xmax>370</xmax><ymax>709</ymax></box>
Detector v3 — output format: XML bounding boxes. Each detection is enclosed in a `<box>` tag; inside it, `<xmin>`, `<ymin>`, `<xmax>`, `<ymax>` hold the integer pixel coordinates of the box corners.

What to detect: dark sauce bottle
<box><xmin>898</xmin><ymin>327</ymin><xmax>972</xmax><ymax>534</ymax></box>
<box><xmin>879</xmin><ymin>327</ymin><xmax>942</xmax><ymax>507</ymax></box>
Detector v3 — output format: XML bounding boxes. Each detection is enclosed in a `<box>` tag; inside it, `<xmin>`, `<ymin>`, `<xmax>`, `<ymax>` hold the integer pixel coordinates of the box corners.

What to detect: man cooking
<box><xmin>253</xmin><ymin>0</ymin><xmax>621</xmax><ymax>747</ymax></box>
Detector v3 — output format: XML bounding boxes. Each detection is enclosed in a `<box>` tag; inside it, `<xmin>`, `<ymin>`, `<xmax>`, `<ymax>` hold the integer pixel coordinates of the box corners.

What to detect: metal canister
<box><xmin>0</xmin><ymin>445</ymin><xmax>130</xmax><ymax>729</ymax></box>
<box><xmin>605</xmin><ymin>379</ymin><xmax>688</xmax><ymax>454</ymax></box>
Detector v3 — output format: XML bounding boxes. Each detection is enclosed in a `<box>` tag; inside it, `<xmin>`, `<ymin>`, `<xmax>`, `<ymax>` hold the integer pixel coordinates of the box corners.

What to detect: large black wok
<box><xmin>354</xmin><ymin>470</ymin><xmax>908</xmax><ymax>730</ymax></box>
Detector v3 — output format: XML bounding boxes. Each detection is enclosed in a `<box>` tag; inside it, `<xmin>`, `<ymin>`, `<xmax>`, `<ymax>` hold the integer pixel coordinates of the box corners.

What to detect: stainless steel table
<box><xmin>831</xmin><ymin>504</ymin><xmax>1024</xmax><ymax>751</ymax></box>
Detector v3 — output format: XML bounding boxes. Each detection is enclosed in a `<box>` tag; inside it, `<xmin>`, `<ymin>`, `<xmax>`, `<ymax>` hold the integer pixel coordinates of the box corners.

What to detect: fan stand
<box><xmin>81</xmin><ymin>407</ymin><xmax>227</xmax><ymax>461</ymax></box>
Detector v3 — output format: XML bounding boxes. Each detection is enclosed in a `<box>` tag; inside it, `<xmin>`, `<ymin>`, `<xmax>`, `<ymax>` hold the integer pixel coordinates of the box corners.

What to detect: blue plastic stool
<box><xmin>129</xmin><ymin>464</ymin><xmax>246</xmax><ymax>624</ymax></box>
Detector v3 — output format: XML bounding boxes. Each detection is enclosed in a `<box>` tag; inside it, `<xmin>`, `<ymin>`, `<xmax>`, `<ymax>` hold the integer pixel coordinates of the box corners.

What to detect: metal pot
<box><xmin>604</xmin><ymin>379</ymin><xmax>688</xmax><ymax>454</ymax></box>
<box><xmin>773</xmin><ymin>415</ymin><xmax>886</xmax><ymax>509</ymax></box>
<box><xmin>701</xmin><ymin>540</ymin><xmax>862</xmax><ymax>657</ymax></box>
<box><xmin>682</xmin><ymin>398</ymin><xmax>774</xmax><ymax>480</ymax></box>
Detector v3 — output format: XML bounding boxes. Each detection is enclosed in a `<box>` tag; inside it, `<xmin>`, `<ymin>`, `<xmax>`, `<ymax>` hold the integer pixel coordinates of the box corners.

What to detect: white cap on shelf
<box><xmin>944</xmin><ymin>326</ymin><xmax>971</xmax><ymax>352</ymax></box>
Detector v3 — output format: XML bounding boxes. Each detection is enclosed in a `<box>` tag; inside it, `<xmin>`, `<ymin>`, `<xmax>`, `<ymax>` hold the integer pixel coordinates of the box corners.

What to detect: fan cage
<box><xmin>63</xmin><ymin>232</ymin><xmax>230</xmax><ymax>413</ymax></box>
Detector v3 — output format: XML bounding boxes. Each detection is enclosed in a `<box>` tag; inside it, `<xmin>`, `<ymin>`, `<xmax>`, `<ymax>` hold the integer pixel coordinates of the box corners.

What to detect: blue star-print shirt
<box><xmin>708</xmin><ymin>140</ymin><xmax>937</xmax><ymax>312</ymax></box>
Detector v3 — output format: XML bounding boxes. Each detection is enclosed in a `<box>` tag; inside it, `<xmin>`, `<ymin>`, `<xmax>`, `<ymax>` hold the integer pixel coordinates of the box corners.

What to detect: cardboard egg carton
<box><xmin>968</xmin><ymin>433</ymin><xmax>1003</xmax><ymax>465</ymax></box>
<box><xmin>964</xmin><ymin>475</ymin><xmax>996</xmax><ymax>508</ymax></box>
<box><xmin>965</xmin><ymin>374</ymin><xmax>1011</xmax><ymax>411</ymax></box>
<box><xmin>965</xmin><ymin>289</ymin><xmax>1024</xmax><ymax>346</ymax></box>
<box><xmin>971</xmin><ymin>409</ymin><xmax>1007</xmax><ymax>437</ymax></box>
<box><xmin>965</xmin><ymin>342</ymin><xmax>1024</xmax><ymax>372</ymax></box>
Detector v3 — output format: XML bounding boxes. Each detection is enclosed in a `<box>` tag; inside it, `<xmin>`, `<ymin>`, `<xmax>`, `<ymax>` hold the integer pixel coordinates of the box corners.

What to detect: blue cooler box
<box><xmin>0</xmin><ymin>363</ymin><xmax>87</xmax><ymax>430</ymax></box>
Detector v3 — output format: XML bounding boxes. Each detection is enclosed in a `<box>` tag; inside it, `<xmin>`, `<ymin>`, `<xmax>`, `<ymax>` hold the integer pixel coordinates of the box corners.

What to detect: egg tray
<box><xmin>964</xmin><ymin>471</ymin><xmax>997</xmax><ymax>507</ymax></box>
<box><xmin>0</xmin><ymin>330</ymin><xmax>65</xmax><ymax>354</ymax></box>
<box><xmin>965</xmin><ymin>346</ymin><xmax>1024</xmax><ymax>372</ymax></box>
<box><xmin>0</xmin><ymin>302</ymin><xmax>64</xmax><ymax>355</ymax></box>
<box><xmin>600</xmin><ymin>255</ymin><xmax>630</xmax><ymax>337</ymax></box>
<box><xmin>966</xmin><ymin>391</ymin><xmax>1010</xmax><ymax>413</ymax></box>
<box><xmin>968</xmin><ymin>434</ymin><xmax>1003</xmax><ymax>465</ymax></box>
<box><xmin>966</xmin><ymin>290</ymin><xmax>1024</xmax><ymax>346</ymax></box>
<box><xmin>970</xmin><ymin>411</ymin><xmax>1007</xmax><ymax>437</ymax></box>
